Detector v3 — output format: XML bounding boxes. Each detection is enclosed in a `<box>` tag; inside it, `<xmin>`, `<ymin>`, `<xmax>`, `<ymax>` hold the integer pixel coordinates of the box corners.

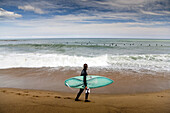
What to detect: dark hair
<box><xmin>83</xmin><ymin>63</ymin><xmax>88</xmax><ymax>70</ymax></box>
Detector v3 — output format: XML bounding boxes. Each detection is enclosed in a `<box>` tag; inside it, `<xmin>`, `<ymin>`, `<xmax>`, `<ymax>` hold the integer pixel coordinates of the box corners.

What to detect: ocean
<box><xmin>0</xmin><ymin>38</ymin><xmax>170</xmax><ymax>94</ymax></box>
<box><xmin>0</xmin><ymin>38</ymin><xmax>170</xmax><ymax>72</ymax></box>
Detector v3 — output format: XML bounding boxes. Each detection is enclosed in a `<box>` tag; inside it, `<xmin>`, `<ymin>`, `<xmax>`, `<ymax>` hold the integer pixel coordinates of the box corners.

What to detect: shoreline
<box><xmin>0</xmin><ymin>67</ymin><xmax>170</xmax><ymax>94</ymax></box>
<box><xmin>0</xmin><ymin>88</ymin><xmax>170</xmax><ymax>113</ymax></box>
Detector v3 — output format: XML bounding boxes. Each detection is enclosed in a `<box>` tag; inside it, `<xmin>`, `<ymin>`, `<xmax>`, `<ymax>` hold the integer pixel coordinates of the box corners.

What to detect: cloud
<box><xmin>140</xmin><ymin>10</ymin><xmax>164</xmax><ymax>16</ymax></box>
<box><xmin>1</xmin><ymin>20</ymin><xmax>170</xmax><ymax>39</ymax></box>
<box><xmin>0</xmin><ymin>0</ymin><xmax>170</xmax><ymax>39</ymax></box>
<box><xmin>161</xmin><ymin>11</ymin><xmax>170</xmax><ymax>15</ymax></box>
<box><xmin>12</xmin><ymin>13</ymin><xmax>170</xmax><ymax>29</ymax></box>
<box><xmin>18</xmin><ymin>5</ymin><xmax>45</xmax><ymax>14</ymax></box>
<box><xmin>0</xmin><ymin>8</ymin><xmax>22</xmax><ymax>19</ymax></box>
<box><xmin>0</xmin><ymin>13</ymin><xmax>169</xmax><ymax>39</ymax></box>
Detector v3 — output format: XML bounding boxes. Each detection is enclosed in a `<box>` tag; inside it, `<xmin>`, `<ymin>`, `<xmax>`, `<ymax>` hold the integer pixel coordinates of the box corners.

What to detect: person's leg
<box><xmin>75</xmin><ymin>89</ymin><xmax>84</xmax><ymax>100</ymax></box>
<box><xmin>85</xmin><ymin>92</ymin><xmax>89</xmax><ymax>100</ymax></box>
<box><xmin>85</xmin><ymin>89</ymin><xmax>90</xmax><ymax>102</ymax></box>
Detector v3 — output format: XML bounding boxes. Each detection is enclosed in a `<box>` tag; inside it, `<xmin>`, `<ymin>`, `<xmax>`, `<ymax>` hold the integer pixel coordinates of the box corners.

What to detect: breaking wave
<box><xmin>0</xmin><ymin>53</ymin><xmax>169</xmax><ymax>72</ymax></box>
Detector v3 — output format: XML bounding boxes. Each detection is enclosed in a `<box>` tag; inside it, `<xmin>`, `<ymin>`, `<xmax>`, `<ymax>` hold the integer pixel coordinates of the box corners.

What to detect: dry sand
<box><xmin>0</xmin><ymin>88</ymin><xmax>170</xmax><ymax>113</ymax></box>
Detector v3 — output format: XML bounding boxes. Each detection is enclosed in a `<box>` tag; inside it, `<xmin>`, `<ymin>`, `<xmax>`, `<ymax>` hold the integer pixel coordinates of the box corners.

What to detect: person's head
<box><xmin>83</xmin><ymin>63</ymin><xmax>88</xmax><ymax>70</ymax></box>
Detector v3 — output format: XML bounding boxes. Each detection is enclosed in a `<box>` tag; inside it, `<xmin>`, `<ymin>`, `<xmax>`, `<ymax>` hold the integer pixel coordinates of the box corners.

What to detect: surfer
<box><xmin>75</xmin><ymin>64</ymin><xmax>90</xmax><ymax>102</ymax></box>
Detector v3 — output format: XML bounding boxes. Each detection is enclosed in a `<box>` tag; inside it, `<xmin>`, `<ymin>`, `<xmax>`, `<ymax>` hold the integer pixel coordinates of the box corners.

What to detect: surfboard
<box><xmin>65</xmin><ymin>75</ymin><xmax>113</xmax><ymax>89</ymax></box>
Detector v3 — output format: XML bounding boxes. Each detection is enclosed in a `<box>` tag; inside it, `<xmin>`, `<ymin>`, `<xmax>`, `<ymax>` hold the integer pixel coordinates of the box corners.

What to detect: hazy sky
<box><xmin>0</xmin><ymin>0</ymin><xmax>170</xmax><ymax>39</ymax></box>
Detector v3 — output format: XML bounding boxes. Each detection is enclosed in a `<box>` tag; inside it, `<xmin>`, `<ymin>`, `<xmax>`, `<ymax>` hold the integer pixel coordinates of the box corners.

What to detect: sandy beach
<box><xmin>0</xmin><ymin>67</ymin><xmax>170</xmax><ymax>113</ymax></box>
<box><xmin>0</xmin><ymin>38</ymin><xmax>170</xmax><ymax>113</ymax></box>
<box><xmin>0</xmin><ymin>88</ymin><xmax>170</xmax><ymax>113</ymax></box>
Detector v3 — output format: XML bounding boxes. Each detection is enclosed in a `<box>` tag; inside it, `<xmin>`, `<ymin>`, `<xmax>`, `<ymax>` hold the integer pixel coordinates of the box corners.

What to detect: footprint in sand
<box><xmin>157</xmin><ymin>95</ymin><xmax>164</xmax><ymax>98</ymax></box>
<box><xmin>15</xmin><ymin>92</ymin><xmax>30</xmax><ymax>96</ymax></box>
<box><xmin>33</xmin><ymin>95</ymin><xmax>39</xmax><ymax>97</ymax></box>
<box><xmin>54</xmin><ymin>96</ymin><xmax>61</xmax><ymax>99</ymax></box>
<box><xmin>16</xmin><ymin>93</ymin><xmax>21</xmax><ymax>95</ymax></box>
<box><xmin>2</xmin><ymin>90</ymin><xmax>6</xmax><ymax>93</ymax></box>
<box><xmin>23</xmin><ymin>94</ymin><xmax>30</xmax><ymax>96</ymax></box>
<box><xmin>64</xmin><ymin>97</ymin><xmax>72</xmax><ymax>99</ymax></box>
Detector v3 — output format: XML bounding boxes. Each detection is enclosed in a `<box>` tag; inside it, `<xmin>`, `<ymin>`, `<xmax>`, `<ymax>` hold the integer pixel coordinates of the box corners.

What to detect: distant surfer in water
<box><xmin>75</xmin><ymin>64</ymin><xmax>90</xmax><ymax>102</ymax></box>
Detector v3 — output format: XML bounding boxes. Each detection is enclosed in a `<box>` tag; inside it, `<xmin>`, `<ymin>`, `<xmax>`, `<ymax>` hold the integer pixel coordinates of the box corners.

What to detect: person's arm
<box><xmin>83</xmin><ymin>70</ymin><xmax>87</xmax><ymax>88</ymax></box>
<box><xmin>83</xmin><ymin>74</ymin><xmax>87</xmax><ymax>87</ymax></box>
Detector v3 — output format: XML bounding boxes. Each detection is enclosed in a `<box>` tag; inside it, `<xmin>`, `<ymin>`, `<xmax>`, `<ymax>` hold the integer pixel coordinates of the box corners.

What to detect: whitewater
<box><xmin>0</xmin><ymin>38</ymin><xmax>170</xmax><ymax>73</ymax></box>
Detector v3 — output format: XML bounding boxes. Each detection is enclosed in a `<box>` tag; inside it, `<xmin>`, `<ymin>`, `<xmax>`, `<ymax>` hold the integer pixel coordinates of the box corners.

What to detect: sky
<box><xmin>0</xmin><ymin>0</ymin><xmax>170</xmax><ymax>39</ymax></box>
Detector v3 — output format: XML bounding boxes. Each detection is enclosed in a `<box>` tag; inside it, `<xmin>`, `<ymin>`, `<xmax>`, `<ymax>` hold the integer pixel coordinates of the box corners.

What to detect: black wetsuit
<box><xmin>75</xmin><ymin>69</ymin><xmax>89</xmax><ymax>100</ymax></box>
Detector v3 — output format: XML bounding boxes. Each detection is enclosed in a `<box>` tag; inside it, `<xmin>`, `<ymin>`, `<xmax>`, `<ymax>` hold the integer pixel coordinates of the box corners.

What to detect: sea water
<box><xmin>0</xmin><ymin>38</ymin><xmax>169</xmax><ymax>73</ymax></box>
<box><xmin>0</xmin><ymin>38</ymin><xmax>170</xmax><ymax>72</ymax></box>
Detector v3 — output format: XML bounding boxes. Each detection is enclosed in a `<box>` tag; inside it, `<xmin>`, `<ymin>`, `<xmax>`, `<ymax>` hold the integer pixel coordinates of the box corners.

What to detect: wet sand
<box><xmin>0</xmin><ymin>67</ymin><xmax>170</xmax><ymax>94</ymax></box>
<box><xmin>0</xmin><ymin>88</ymin><xmax>170</xmax><ymax>113</ymax></box>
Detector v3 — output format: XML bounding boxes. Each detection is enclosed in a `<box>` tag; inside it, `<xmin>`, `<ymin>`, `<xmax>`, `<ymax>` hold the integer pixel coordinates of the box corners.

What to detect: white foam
<box><xmin>0</xmin><ymin>53</ymin><xmax>108</xmax><ymax>68</ymax></box>
<box><xmin>0</xmin><ymin>53</ymin><xmax>170</xmax><ymax>72</ymax></box>
<box><xmin>107</xmin><ymin>54</ymin><xmax>170</xmax><ymax>72</ymax></box>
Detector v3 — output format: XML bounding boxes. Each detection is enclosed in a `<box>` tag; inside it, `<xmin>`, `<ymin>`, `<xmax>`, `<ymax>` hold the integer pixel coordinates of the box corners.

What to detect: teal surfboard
<box><xmin>65</xmin><ymin>75</ymin><xmax>113</xmax><ymax>89</ymax></box>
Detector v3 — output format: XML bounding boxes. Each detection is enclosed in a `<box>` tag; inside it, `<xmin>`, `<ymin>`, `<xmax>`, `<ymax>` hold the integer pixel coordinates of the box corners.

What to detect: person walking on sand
<box><xmin>75</xmin><ymin>64</ymin><xmax>90</xmax><ymax>102</ymax></box>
